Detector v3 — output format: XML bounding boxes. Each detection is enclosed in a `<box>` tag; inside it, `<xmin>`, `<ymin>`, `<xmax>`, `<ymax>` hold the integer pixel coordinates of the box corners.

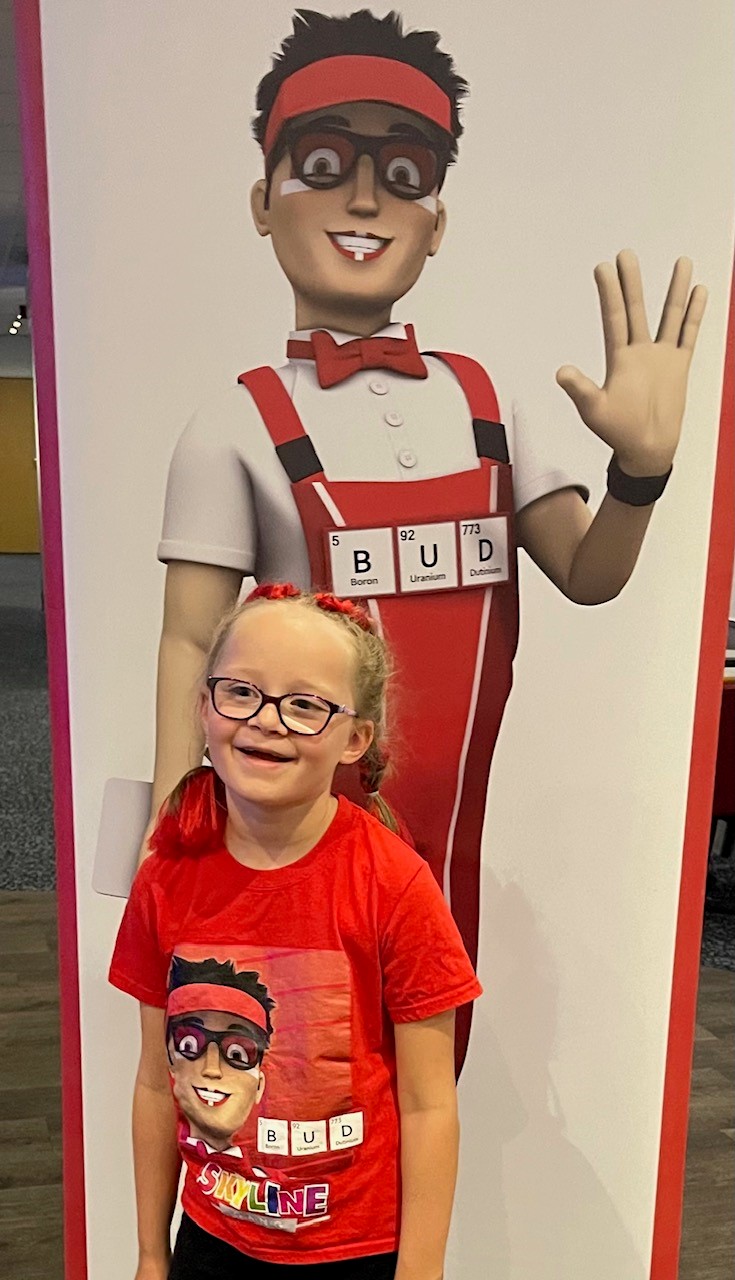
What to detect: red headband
<box><xmin>263</xmin><ymin>55</ymin><xmax>452</xmax><ymax>157</ymax></box>
<box><xmin>167</xmin><ymin>983</ymin><xmax>269</xmax><ymax>1032</ymax></box>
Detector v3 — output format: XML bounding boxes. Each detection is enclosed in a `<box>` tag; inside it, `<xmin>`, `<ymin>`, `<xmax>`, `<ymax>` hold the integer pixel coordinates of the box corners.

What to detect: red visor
<box><xmin>167</xmin><ymin>983</ymin><xmax>269</xmax><ymax>1032</ymax></box>
<box><xmin>263</xmin><ymin>55</ymin><xmax>452</xmax><ymax>157</ymax></box>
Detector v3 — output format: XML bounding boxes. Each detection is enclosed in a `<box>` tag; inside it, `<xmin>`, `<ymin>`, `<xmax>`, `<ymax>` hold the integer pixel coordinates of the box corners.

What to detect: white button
<box><xmin>384</xmin><ymin>410</ymin><xmax>403</xmax><ymax>427</ymax></box>
<box><xmin>369</xmin><ymin>379</ymin><xmax>389</xmax><ymax>395</ymax></box>
<box><xmin>398</xmin><ymin>449</ymin><xmax>417</xmax><ymax>469</ymax></box>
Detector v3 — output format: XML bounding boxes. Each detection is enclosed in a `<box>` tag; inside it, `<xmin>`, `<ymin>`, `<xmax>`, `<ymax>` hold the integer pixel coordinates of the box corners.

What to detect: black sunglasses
<box><xmin>268</xmin><ymin>124</ymin><xmax>450</xmax><ymax>202</ymax></box>
<box><xmin>169</xmin><ymin>1020</ymin><xmax>264</xmax><ymax>1071</ymax></box>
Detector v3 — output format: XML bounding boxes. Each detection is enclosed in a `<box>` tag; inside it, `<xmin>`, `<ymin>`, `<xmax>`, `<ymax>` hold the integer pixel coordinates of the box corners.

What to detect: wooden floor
<box><xmin>0</xmin><ymin>893</ymin><xmax>63</xmax><ymax>1280</ymax></box>
<box><xmin>0</xmin><ymin>892</ymin><xmax>732</xmax><ymax>1279</ymax></box>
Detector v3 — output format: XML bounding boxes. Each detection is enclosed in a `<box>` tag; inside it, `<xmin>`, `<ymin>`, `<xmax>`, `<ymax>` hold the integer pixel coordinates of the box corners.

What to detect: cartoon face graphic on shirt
<box><xmin>166</xmin><ymin>956</ymin><xmax>275</xmax><ymax>1153</ymax></box>
<box><xmin>250</xmin><ymin>101</ymin><xmax>447</xmax><ymax>328</ymax></box>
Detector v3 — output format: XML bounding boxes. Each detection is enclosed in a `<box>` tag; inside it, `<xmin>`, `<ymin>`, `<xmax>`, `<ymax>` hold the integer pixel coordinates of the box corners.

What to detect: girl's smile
<box><xmin>202</xmin><ymin>601</ymin><xmax>374</xmax><ymax>846</ymax></box>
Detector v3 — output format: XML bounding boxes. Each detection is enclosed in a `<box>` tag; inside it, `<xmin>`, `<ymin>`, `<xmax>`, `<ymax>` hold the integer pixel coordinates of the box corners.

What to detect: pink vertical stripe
<box><xmin>649</xmin><ymin>266</ymin><xmax>735</xmax><ymax>1278</ymax></box>
<box><xmin>12</xmin><ymin>3</ymin><xmax>88</xmax><ymax>1279</ymax></box>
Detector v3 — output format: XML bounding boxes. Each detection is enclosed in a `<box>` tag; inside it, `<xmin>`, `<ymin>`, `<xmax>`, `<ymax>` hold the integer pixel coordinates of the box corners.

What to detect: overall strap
<box><xmin>238</xmin><ymin>367</ymin><xmax>324</xmax><ymax>483</ymax></box>
<box><xmin>427</xmin><ymin>352</ymin><xmax>509</xmax><ymax>466</ymax></box>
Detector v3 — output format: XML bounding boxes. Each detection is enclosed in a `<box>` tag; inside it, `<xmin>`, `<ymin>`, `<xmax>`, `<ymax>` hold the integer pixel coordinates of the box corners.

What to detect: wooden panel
<box><xmin>0</xmin><ymin>379</ymin><xmax>40</xmax><ymax>553</ymax></box>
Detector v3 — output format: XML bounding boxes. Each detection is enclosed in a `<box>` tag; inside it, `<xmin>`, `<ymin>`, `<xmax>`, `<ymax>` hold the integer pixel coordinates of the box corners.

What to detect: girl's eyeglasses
<box><xmin>206</xmin><ymin>676</ymin><xmax>358</xmax><ymax>736</ymax></box>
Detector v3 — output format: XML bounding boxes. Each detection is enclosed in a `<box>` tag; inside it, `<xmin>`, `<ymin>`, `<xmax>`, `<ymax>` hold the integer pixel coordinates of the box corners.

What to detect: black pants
<box><xmin>169</xmin><ymin>1213</ymin><xmax>398</xmax><ymax>1279</ymax></box>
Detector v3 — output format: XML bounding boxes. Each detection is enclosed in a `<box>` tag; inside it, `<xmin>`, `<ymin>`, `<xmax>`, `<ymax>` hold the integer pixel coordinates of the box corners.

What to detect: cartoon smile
<box><xmin>193</xmin><ymin>1087</ymin><xmax>231</xmax><ymax>1108</ymax></box>
<box><xmin>327</xmin><ymin>231</ymin><xmax>391</xmax><ymax>262</ymax></box>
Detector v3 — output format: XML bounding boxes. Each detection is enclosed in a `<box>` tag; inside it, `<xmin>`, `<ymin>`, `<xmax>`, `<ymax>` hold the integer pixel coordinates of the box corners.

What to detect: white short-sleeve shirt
<box><xmin>158</xmin><ymin>323</ymin><xmax>584</xmax><ymax>585</ymax></box>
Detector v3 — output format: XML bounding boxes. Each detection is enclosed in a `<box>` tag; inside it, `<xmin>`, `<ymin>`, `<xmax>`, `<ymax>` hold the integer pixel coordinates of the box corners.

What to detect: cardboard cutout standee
<box><xmin>154</xmin><ymin>11</ymin><xmax>706</xmax><ymax>1072</ymax></box>
<box><xmin>15</xmin><ymin>1</ymin><xmax>734</xmax><ymax>1276</ymax></box>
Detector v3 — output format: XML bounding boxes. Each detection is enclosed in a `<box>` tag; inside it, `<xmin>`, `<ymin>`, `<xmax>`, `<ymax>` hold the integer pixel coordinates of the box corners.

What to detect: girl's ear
<box><xmin>340</xmin><ymin>719</ymin><xmax>374</xmax><ymax>767</ymax></box>
<box><xmin>198</xmin><ymin>688</ymin><xmax>210</xmax><ymax>738</ymax></box>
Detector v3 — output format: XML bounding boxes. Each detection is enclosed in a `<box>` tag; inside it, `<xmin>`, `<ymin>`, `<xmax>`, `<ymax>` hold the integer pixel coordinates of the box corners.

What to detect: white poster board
<box><xmin>17</xmin><ymin>2</ymin><xmax>734</xmax><ymax>1277</ymax></box>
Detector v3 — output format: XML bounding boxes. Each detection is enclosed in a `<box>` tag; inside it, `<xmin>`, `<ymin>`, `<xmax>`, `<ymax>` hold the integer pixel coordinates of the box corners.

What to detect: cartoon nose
<box><xmin>346</xmin><ymin>154</ymin><xmax>380</xmax><ymax>215</ymax></box>
<box><xmin>202</xmin><ymin>1043</ymin><xmax>222</xmax><ymax>1077</ymax></box>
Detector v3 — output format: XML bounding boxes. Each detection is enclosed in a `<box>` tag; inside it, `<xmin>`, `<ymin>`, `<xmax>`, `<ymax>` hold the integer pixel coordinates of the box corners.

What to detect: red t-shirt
<box><xmin>109</xmin><ymin>795</ymin><xmax>482</xmax><ymax>1265</ymax></box>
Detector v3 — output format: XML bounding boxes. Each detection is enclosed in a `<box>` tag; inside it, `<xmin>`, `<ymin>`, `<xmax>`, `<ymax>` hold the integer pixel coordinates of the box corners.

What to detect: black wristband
<box><xmin>607</xmin><ymin>456</ymin><xmax>672</xmax><ymax>506</ymax></box>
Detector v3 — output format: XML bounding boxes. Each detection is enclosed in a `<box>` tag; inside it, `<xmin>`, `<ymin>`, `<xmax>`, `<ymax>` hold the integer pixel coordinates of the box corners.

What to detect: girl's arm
<box><xmin>133</xmin><ymin>1003</ymin><xmax>182</xmax><ymax>1279</ymax></box>
<box><xmin>394</xmin><ymin>1010</ymin><xmax>459</xmax><ymax>1280</ymax></box>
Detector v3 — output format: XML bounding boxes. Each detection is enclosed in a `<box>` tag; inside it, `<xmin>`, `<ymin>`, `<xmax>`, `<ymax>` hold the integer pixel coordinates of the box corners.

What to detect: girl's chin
<box><xmin>223</xmin><ymin>777</ymin><xmax>332</xmax><ymax>811</ymax></box>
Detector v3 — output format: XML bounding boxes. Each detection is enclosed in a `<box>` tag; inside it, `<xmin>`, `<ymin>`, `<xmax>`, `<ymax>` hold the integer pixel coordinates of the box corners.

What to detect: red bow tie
<box><xmin>287</xmin><ymin>325</ymin><xmax>428</xmax><ymax>389</ymax></box>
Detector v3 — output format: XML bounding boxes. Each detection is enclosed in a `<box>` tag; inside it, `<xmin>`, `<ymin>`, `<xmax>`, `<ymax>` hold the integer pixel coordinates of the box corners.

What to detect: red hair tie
<box><xmin>245</xmin><ymin>583</ymin><xmax>376</xmax><ymax>633</ymax></box>
<box><xmin>246</xmin><ymin>582</ymin><xmax>302</xmax><ymax>603</ymax></box>
<box><xmin>314</xmin><ymin>593</ymin><xmax>376</xmax><ymax>634</ymax></box>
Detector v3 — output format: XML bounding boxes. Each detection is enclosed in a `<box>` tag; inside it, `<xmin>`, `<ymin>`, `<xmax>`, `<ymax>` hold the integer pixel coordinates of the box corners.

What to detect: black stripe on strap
<box><xmin>473</xmin><ymin>418</ymin><xmax>509</xmax><ymax>465</ymax></box>
<box><xmin>275</xmin><ymin>437</ymin><xmax>323</xmax><ymax>483</ymax></box>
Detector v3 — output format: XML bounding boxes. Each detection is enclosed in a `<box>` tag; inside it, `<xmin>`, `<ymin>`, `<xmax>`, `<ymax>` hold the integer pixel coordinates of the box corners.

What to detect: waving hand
<box><xmin>556</xmin><ymin>251</ymin><xmax>707</xmax><ymax>475</ymax></box>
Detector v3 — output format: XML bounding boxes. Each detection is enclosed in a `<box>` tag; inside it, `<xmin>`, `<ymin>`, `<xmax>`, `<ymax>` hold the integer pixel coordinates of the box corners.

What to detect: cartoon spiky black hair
<box><xmin>252</xmin><ymin>9</ymin><xmax>468</xmax><ymax>162</ymax></box>
<box><xmin>168</xmin><ymin>955</ymin><xmax>275</xmax><ymax>1040</ymax></box>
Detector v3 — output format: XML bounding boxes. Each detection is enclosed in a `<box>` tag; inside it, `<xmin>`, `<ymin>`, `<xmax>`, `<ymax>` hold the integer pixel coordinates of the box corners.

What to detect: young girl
<box><xmin>109</xmin><ymin>583</ymin><xmax>482</xmax><ymax>1280</ymax></box>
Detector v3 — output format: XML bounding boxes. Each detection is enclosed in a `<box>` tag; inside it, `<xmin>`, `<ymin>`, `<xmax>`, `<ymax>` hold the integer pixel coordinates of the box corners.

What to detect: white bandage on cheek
<box><xmin>416</xmin><ymin>195</ymin><xmax>438</xmax><ymax>214</ymax></box>
<box><xmin>280</xmin><ymin>178</ymin><xmax>313</xmax><ymax>196</ymax></box>
<box><xmin>279</xmin><ymin>177</ymin><xmax>438</xmax><ymax>214</ymax></box>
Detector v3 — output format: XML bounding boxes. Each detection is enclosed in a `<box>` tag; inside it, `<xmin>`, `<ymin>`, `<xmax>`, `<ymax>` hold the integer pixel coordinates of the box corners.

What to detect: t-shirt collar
<box><xmin>184</xmin><ymin>1133</ymin><xmax>244</xmax><ymax>1158</ymax></box>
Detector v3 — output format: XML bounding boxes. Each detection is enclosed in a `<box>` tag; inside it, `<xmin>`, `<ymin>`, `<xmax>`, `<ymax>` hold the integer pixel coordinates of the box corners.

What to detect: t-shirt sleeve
<box><xmin>381</xmin><ymin>863</ymin><xmax>483</xmax><ymax>1024</ymax></box>
<box><xmin>108</xmin><ymin>862</ymin><xmax>170</xmax><ymax>1008</ymax></box>
<box><xmin>158</xmin><ymin>391</ymin><xmax>258</xmax><ymax>573</ymax></box>
<box><xmin>508</xmin><ymin>397</ymin><xmax>590</xmax><ymax>513</ymax></box>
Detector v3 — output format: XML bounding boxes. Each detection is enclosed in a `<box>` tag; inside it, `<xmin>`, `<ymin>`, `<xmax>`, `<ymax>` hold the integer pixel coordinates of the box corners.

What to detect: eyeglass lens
<box><xmin>212</xmin><ymin>679</ymin><xmax>332</xmax><ymax>734</ymax></box>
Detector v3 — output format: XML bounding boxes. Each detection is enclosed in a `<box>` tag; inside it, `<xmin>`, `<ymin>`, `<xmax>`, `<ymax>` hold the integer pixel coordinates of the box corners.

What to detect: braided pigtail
<box><xmin>359</xmin><ymin>741</ymin><xmax>399</xmax><ymax>834</ymax></box>
<box><xmin>149</xmin><ymin>765</ymin><xmax>226</xmax><ymax>857</ymax></box>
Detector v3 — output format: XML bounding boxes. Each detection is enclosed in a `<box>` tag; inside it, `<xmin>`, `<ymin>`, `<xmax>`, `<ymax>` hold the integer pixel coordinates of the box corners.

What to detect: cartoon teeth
<box><xmin>194</xmin><ymin>1087</ymin><xmax>230</xmax><ymax>1107</ymax></box>
<box><xmin>331</xmin><ymin>233</ymin><xmax>387</xmax><ymax>262</ymax></box>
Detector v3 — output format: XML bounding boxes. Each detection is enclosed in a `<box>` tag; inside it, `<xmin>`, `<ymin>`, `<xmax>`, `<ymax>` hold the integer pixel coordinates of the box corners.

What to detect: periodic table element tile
<box><xmin>397</xmin><ymin>521</ymin><xmax>458</xmax><ymax>593</ymax></box>
<box><xmin>257</xmin><ymin>1117</ymin><xmax>289</xmax><ymax>1155</ymax></box>
<box><xmin>327</xmin><ymin>527</ymin><xmax>396</xmax><ymax>598</ymax></box>
<box><xmin>329</xmin><ymin>1111</ymin><xmax>364</xmax><ymax>1151</ymax></box>
<box><xmin>459</xmin><ymin>516</ymin><xmax>510</xmax><ymax>587</ymax></box>
<box><xmin>290</xmin><ymin>1119</ymin><xmax>328</xmax><ymax>1156</ymax></box>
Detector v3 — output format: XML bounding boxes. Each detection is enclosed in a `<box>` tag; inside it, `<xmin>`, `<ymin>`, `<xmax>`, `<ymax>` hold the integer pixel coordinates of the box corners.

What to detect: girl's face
<box><xmin>202</xmin><ymin>602</ymin><xmax>373</xmax><ymax>812</ymax></box>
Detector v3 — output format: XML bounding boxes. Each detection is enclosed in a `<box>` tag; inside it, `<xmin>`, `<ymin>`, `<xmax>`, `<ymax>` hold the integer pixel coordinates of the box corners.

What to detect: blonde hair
<box><xmin>206</xmin><ymin>583</ymin><xmax>398</xmax><ymax>832</ymax></box>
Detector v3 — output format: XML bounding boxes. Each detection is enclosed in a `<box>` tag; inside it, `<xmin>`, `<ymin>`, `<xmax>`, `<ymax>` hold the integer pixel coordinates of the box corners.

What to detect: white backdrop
<box><xmin>36</xmin><ymin>2</ymin><xmax>734</xmax><ymax>1277</ymax></box>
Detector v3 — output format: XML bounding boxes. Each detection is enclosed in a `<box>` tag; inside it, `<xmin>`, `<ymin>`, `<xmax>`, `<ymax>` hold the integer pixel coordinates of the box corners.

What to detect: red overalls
<box><xmin>238</xmin><ymin>355</ymin><xmax>519</xmax><ymax>1073</ymax></box>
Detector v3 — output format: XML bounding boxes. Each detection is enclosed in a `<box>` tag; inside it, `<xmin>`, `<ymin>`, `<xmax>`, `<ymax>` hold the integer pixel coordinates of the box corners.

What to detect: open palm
<box><xmin>556</xmin><ymin>251</ymin><xmax>708</xmax><ymax>475</ymax></box>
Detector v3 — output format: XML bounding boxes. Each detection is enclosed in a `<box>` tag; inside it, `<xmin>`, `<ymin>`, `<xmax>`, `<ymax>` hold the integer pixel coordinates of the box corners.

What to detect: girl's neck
<box><xmin>223</xmin><ymin>789</ymin><xmax>338</xmax><ymax>871</ymax></box>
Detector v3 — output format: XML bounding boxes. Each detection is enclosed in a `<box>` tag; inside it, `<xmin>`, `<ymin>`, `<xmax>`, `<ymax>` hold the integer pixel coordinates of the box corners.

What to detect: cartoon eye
<box><xmin>223</xmin><ymin>1037</ymin><xmax>259</xmax><ymax>1069</ymax></box>
<box><xmin>177</xmin><ymin>1033</ymin><xmax>201</xmax><ymax>1057</ymax></box>
<box><xmin>385</xmin><ymin>155</ymin><xmax>422</xmax><ymax>191</ymax></box>
<box><xmin>302</xmin><ymin>147</ymin><xmax>343</xmax><ymax>180</ymax></box>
